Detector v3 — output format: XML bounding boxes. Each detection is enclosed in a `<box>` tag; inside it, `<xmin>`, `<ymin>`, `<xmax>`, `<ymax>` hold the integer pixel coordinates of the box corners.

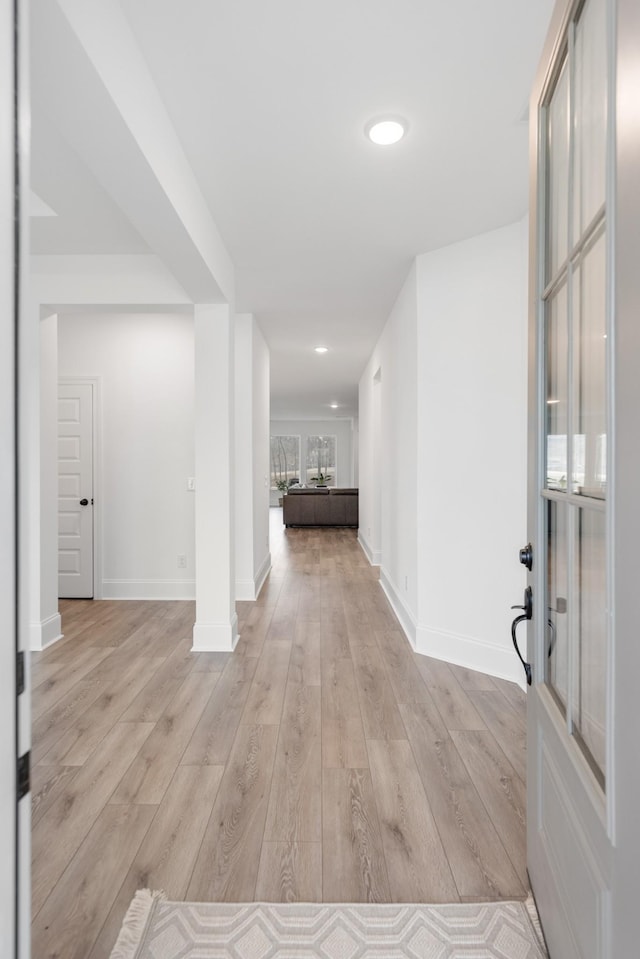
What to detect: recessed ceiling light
<box><xmin>330</xmin><ymin>403</ymin><xmax>338</xmax><ymax>409</ymax></box>
<box><xmin>366</xmin><ymin>117</ymin><xmax>407</xmax><ymax>146</ymax></box>
<box><xmin>315</xmin><ymin>346</ymin><xmax>328</xmax><ymax>354</ymax></box>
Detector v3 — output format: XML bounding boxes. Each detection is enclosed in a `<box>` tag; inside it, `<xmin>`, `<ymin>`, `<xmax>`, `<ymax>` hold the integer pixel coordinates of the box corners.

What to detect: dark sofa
<box><xmin>283</xmin><ymin>488</ymin><xmax>358</xmax><ymax>528</ymax></box>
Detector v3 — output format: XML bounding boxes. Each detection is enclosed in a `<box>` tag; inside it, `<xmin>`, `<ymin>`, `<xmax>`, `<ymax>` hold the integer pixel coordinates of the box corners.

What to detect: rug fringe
<box><xmin>524</xmin><ymin>893</ymin><xmax>548</xmax><ymax>955</ymax></box>
<box><xmin>109</xmin><ymin>889</ymin><xmax>166</xmax><ymax>959</ymax></box>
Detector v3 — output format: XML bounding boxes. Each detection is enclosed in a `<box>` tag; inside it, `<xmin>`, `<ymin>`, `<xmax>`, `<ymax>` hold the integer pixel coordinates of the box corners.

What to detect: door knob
<box><xmin>519</xmin><ymin>543</ymin><xmax>533</xmax><ymax>570</ymax></box>
<box><xmin>80</xmin><ymin>498</ymin><xmax>89</xmax><ymax>506</ymax></box>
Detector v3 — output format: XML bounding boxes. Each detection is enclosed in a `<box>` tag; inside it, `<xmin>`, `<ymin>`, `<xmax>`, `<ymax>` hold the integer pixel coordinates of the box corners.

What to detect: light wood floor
<box><xmin>31</xmin><ymin>512</ymin><xmax>528</xmax><ymax>959</ymax></box>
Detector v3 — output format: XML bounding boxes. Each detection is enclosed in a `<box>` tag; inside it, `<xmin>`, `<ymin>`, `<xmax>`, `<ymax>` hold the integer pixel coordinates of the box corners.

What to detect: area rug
<box><xmin>110</xmin><ymin>890</ymin><xmax>548</xmax><ymax>958</ymax></box>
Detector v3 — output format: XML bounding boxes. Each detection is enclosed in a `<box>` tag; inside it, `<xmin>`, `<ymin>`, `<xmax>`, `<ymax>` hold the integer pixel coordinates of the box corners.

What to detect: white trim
<box><xmin>378</xmin><ymin>567</ymin><xmax>417</xmax><ymax>649</ymax></box>
<box><xmin>58</xmin><ymin>375</ymin><xmax>103</xmax><ymax>598</ymax></box>
<box><xmin>192</xmin><ymin>614</ymin><xmax>239</xmax><ymax>652</ymax></box>
<box><xmin>254</xmin><ymin>552</ymin><xmax>272</xmax><ymax>599</ymax></box>
<box><xmin>101</xmin><ymin>579</ymin><xmax>195</xmax><ymax>600</ymax></box>
<box><xmin>357</xmin><ymin>531</ymin><xmax>381</xmax><ymax>566</ymax></box>
<box><xmin>0</xmin><ymin>3</ymin><xmax>18</xmax><ymax>949</ymax></box>
<box><xmin>365</xmin><ymin>561</ymin><xmax>523</xmax><ymax>688</ymax></box>
<box><xmin>30</xmin><ymin>611</ymin><xmax>63</xmax><ymax>651</ymax></box>
<box><xmin>604</xmin><ymin>0</ymin><xmax>616</xmax><ymax>842</ymax></box>
<box><xmin>415</xmin><ymin>622</ymin><xmax>526</xmax><ymax>687</ymax></box>
<box><xmin>236</xmin><ymin>551</ymin><xmax>272</xmax><ymax>601</ymax></box>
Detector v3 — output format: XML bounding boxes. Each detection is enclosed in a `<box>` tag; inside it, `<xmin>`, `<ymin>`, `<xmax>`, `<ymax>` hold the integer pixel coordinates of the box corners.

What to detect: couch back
<box><xmin>283</xmin><ymin>488</ymin><xmax>359</xmax><ymax>526</ymax></box>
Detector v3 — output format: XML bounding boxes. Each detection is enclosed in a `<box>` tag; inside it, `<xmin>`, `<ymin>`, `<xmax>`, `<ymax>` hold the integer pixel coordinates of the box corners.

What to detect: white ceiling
<box><xmin>30</xmin><ymin>0</ymin><xmax>555</xmax><ymax>420</ymax></box>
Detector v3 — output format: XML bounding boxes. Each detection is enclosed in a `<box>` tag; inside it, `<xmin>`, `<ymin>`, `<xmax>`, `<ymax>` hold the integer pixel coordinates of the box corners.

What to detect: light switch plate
<box><xmin>187</xmin><ymin>477</ymin><xmax>196</xmax><ymax>491</ymax></box>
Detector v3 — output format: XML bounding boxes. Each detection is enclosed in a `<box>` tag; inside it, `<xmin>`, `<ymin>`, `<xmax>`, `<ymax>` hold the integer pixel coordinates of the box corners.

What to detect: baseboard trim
<box><xmin>378</xmin><ymin>568</ymin><xmax>417</xmax><ymax>649</ymax></box>
<box><xmin>236</xmin><ymin>552</ymin><xmax>272</xmax><ymax>602</ymax></box>
<box><xmin>254</xmin><ymin>552</ymin><xmax>272</xmax><ymax>599</ymax></box>
<box><xmin>357</xmin><ymin>532</ymin><xmax>381</xmax><ymax>566</ymax></box>
<box><xmin>30</xmin><ymin>612</ymin><xmax>63</xmax><ymax>651</ymax></box>
<box><xmin>101</xmin><ymin>579</ymin><xmax>196</xmax><ymax>600</ymax></box>
<box><xmin>416</xmin><ymin>623</ymin><xmax>525</xmax><ymax>687</ymax></box>
<box><xmin>192</xmin><ymin>613</ymin><xmax>239</xmax><ymax>652</ymax></box>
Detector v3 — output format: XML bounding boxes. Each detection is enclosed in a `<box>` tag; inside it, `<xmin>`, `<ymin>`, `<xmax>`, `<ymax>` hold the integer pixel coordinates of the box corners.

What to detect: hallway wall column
<box><xmin>193</xmin><ymin>303</ymin><xmax>237</xmax><ymax>651</ymax></box>
<box><xmin>235</xmin><ymin>313</ymin><xmax>271</xmax><ymax>601</ymax></box>
<box><xmin>37</xmin><ymin>311</ymin><xmax>62</xmax><ymax>648</ymax></box>
<box><xmin>25</xmin><ymin>300</ymin><xmax>62</xmax><ymax>652</ymax></box>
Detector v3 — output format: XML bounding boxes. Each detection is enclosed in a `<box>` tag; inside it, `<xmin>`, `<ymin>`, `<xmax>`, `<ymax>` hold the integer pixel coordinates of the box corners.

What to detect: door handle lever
<box><xmin>511</xmin><ymin>615</ymin><xmax>532</xmax><ymax>686</ymax></box>
<box><xmin>510</xmin><ymin>586</ymin><xmax>532</xmax><ymax>686</ymax></box>
<box><xmin>511</xmin><ymin>585</ymin><xmax>532</xmax><ymax>619</ymax></box>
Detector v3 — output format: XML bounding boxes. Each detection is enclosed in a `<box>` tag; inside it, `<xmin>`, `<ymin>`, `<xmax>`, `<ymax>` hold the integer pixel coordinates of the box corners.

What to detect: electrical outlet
<box><xmin>177</xmin><ymin>554</ymin><xmax>187</xmax><ymax>568</ymax></box>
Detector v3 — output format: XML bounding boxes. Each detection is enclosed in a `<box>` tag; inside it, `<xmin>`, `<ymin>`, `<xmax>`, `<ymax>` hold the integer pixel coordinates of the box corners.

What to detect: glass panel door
<box><xmin>528</xmin><ymin>0</ymin><xmax>640</xmax><ymax>955</ymax></box>
<box><xmin>541</xmin><ymin>0</ymin><xmax>608</xmax><ymax>788</ymax></box>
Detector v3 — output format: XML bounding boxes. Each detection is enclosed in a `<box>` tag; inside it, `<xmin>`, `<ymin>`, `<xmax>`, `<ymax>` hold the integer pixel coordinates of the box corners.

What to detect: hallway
<box><xmin>31</xmin><ymin>513</ymin><xmax>527</xmax><ymax>958</ymax></box>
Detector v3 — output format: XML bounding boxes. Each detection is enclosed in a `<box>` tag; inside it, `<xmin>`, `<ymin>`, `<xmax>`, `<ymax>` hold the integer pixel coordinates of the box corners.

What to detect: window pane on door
<box><xmin>546</xmin><ymin>499</ymin><xmax>569</xmax><ymax>709</ymax></box>
<box><xmin>539</xmin><ymin>0</ymin><xmax>609</xmax><ymax>798</ymax></box>
<box><xmin>546</xmin><ymin>282</ymin><xmax>568</xmax><ymax>490</ymax></box>
<box><xmin>547</xmin><ymin>58</ymin><xmax>569</xmax><ymax>279</ymax></box>
<box><xmin>573</xmin><ymin>0</ymin><xmax>607</xmax><ymax>238</ymax></box>
<box><xmin>573</xmin><ymin>508</ymin><xmax>606</xmax><ymax>780</ymax></box>
<box><xmin>572</xmin><ymin>230</ymin><xmax>606</xmax><ymax>498</ymax></box>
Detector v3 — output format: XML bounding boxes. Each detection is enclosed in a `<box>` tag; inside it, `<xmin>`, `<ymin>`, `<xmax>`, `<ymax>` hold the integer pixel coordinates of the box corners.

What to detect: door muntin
<box><xmin>538</xmin><ymin>0</ymin><xmax>609</xmax><ymax>791</ymax></box>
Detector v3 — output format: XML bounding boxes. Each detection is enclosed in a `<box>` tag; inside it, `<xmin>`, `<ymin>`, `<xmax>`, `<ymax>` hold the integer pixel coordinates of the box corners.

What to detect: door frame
<box><xmin>1</xmin><ymin>0</ymin><xmax>20</xmax><ymax>953</ymax></box>
<box><xmin>58</xmin><ymin>376</ymin><xmax>102</xmax><ymax>600</ymax></box>
<box><xmin>6</xmin><ymin>0</ymin><xmax>30</xmax><ymax>953</ymax></box>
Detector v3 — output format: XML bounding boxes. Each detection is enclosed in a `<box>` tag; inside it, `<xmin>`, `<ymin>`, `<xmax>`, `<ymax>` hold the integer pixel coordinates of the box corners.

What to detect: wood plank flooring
<box><xmin>31</xmin><ymin>511</ymin><xmax>528</xmax><ymax>959</ymax></box>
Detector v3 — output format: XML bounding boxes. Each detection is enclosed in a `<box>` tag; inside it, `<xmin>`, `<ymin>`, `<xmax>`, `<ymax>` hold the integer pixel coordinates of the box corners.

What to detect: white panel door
<box><xmin>58</xmin><ymin>383</ymin><xmax>94</xmax><ymax>598</ymax></box>
<box><xmin>522</xmin><ymin>1</ymin><xmax>636</xmax><ymax>956</ymax></box>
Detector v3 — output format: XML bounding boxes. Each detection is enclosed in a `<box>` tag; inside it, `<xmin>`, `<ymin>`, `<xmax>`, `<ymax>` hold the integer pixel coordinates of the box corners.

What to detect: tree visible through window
<box><xmin>306</xmin><ymin>435</ymin><xmax>336</xmax><ymax>486</ymax></box>
<box><xmin>270</xmin><ymin>435</ymin><xmax>301</xmax><ymax>489</ymax></box>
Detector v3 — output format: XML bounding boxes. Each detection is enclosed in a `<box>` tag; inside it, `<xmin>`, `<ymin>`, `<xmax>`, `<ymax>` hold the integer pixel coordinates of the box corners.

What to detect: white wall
<box><xmin>193</xmin><ymin>303</ymin><xmax>237</xmax><ymax>650</ymax></box>
<box><xmin>269</xmin><ymin>417</ymin><xmax>354</xmax><ymax>506</ymax></box>
<box><xmin>252</xmin><ymin>323</ymin><xmax>270</xmax><ymax>585</ymax></box>
<box><xmin>235</xmin><ymin>314</ymin><xmax>271</xmax><ymax>600</ymax></box>
<box><xmin>31</xmin><ymin>253</ymin><xmax>191</xmax><ymax>307</ymax></box>
<box><xmin>359</xmin><ymin>263</ymin><xmax>418</xmax><ymax>638</ymax></box>
<box><xmin>37</xmin><ymin>313</ymin><xmax>62</xmax><ymax>647</ymax></box>
<box><xmin>351</xmin><ymin>418</ymin><xmax>359</xmax><ymax>486</ymax></box>
<box><xmin>58</xmin><ymin>312</ymin><xmax>196</xmax><ymax>599</ymax></box>
<box><xmin>359</xmin><ymin>219</ymin><xmax>528</xmax><ymax>684</ymax></box>
<box><xmin>415</xmin><ymin>219</ymin><xmax>528</xmax><ymax>681</ymax></box>
<box><xmin>358</xmin><ymin>373</ymin><xmax>376</xmax><ymax>559</ymax></box>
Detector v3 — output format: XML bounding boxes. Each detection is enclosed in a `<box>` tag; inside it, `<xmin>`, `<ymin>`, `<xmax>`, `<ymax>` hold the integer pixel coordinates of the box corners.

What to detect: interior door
<box><xmin>525</xmin><ymin>0</ymin><xmax>613</xmax><ymax>956</ymax></box>
<box><xmin>58</xmin><ymin>383</ymin><xmax>94</xmax><ymax>598</ymax></box>
<box><xmin>1</xmin><ymin>1</ymin><xmax>19</xmax><ymax>953</ymax></box>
